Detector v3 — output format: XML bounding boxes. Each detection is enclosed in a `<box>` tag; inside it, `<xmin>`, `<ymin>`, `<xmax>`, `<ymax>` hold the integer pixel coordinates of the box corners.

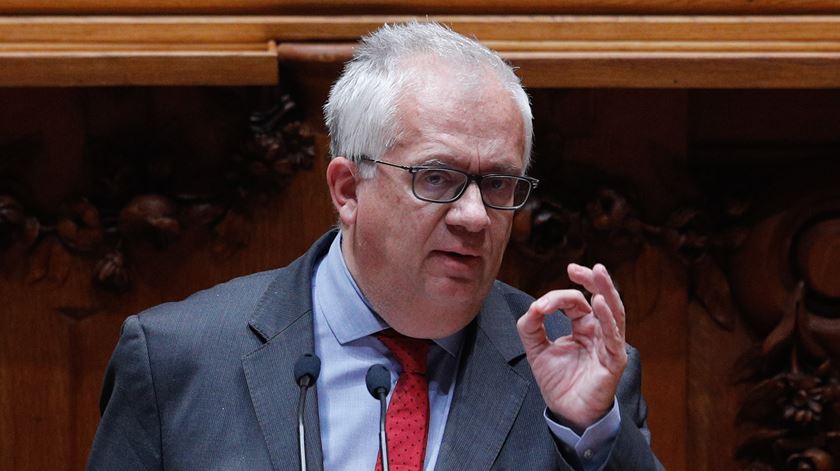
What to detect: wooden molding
<box><xmin>4</xmin><ymin>15</ymin><xmax>840</xmax><ymax>43</ymax></box>
<box><xmin>0</xmin><ymin>45</ymin><xmax>277</xmax><ymax>87</ymax></box>
<box><xmin>3</xmin><ymin>1</ymin><xmax>840</xmax><ymax>15</ymax></box>
<box><xmin>2</xmin><ymin>15</ymin><xmax>840</xmax><ymax>87</ymax></box>
<box><xmin>0</xmin><ymin>46</ymin><xmax>278</xmax><ymax>87</ymax></box>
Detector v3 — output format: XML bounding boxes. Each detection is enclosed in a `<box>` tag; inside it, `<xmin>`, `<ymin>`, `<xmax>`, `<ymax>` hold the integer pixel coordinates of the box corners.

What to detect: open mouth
<box><xmin>443</xmin><ymin>251</ymin><xmax>477</xmax><ymax>261</ymax></box>
<box><xmin>433</xmin><ymin>250</ymin><xmax>482</xmax><ymax>271</ymax></box>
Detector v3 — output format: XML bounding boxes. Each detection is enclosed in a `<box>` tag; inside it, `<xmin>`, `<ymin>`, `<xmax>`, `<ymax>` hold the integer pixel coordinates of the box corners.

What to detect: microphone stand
<box><xmin>366</xmin><ymin>364</ymin><xmax>392</xmax><ymax>471</ymax></box>
<box><xmin>294</xmin><ymin>354</ymin><xmax>321</xmax><ymax>471</ymax></box>
<box><xmin>376</xmin><ymin>387</ymin><xmax>390</xmax><ymax>471</ymax></box>
<box><xmin>297</xmin><ymin>377</ymin><xmax>311</xmax><ymax>471</ymax></box>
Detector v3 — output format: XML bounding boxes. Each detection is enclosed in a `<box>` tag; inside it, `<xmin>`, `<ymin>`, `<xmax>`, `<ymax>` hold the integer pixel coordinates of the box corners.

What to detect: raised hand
<box><xmin>516</xmin><ymin>263</ymin><xmax>627</xmax><ymax>431</ymax></box>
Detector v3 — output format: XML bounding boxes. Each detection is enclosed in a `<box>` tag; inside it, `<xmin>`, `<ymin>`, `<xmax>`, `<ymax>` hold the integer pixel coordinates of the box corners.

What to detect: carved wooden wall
<box><xmin>498</xmin><ymin>89</ymin><xmax>840</xmax><ymax>471</ymax></box>
<box><xmin>2</xmin><ymin>3</ymin><xmax>840</xmax><ymax>467</ymax></box>
<box><xmin>0</xmin><ymin>83</ymin><xmax>336</xmax><ymax>470</ymax></box>
<box><xmin>3</xmin><ymin>80</ymin><xmax>839</xmax><ymax>470</ymax></box>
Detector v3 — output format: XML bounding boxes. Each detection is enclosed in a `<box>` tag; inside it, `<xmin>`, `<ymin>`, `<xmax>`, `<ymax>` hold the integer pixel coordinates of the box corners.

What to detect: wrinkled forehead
<box><xmin>390</xmin><ymin>64</ymin><xmax>526</xmax><ymax>172</ymax></box>
<box><xmin>395</xmin><ymin>57</ymin><xmax>521</xmax><ymax>130</ymax></box>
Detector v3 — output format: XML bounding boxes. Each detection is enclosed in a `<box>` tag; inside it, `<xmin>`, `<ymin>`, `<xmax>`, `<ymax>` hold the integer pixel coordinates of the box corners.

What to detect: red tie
<box><xmin>374</xmin><ymin>330</ymin><xmax>431</xmax><ymax>471</ymax></box>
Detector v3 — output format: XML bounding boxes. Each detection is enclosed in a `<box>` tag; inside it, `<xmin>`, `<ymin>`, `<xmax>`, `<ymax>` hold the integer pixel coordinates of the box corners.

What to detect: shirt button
<box><xmin>583</xmin><ymin>449</ymin><xmax>594</xmax><ymax>460</ymax></box>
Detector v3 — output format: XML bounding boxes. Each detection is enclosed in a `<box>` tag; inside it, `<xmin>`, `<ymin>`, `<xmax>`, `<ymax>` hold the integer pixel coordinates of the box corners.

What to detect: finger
<box><xmin>569</xmin><ymin>263</ymin><xmax>626</xmax><ymax>338</ymax></box>
<box><xmin>567</xmin><ymin>263</ymin><xmax>598</xmax><ymax>295</ymax></box>
<box><xmin>532</xmin><ymin>289</ymin><xmax>592</xmax><ymax>320</ymax></box>
<box><xmin>540</xmin><ymin>290</ymin><xmax>595</xmax><ymax>350</ymax></box>
<box><xmin>593</xmin><ymin>264</ymin><xmax>626</xmax><ymax>338</ymax></box>
<box><xmin>517</xmin><ymin>291</ymin><xmax>592</xmax><ymax>355</ymax></box>
<box><xmin>517</xmin><ymin>303</ymin><xmax>551</xmax><ymax>356</ymax></box>
<box><xmin>591</xmin><ymin>294</ymin><xmax>625</xmax><ymax>367</ymax></box>
<box><xmin>569</xmin><ymin>310</ymin><xmax>599</xmax><ymax>351</ymax></box>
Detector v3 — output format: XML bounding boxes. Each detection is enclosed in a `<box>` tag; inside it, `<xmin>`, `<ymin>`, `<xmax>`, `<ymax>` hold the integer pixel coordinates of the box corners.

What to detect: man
<box><xmin>88</xmin><ymin>22</ymin><xmax>664</xmax><ymax>470</ymax></box>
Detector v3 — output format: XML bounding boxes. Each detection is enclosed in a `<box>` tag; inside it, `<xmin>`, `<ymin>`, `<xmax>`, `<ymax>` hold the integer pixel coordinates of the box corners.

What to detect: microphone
<box><xmin>294</xmin><ymin>354</ymin><xmax>321</xmax><ymax>471</ymax></box>
<box><xmin>366</xmin><ymin>364</ymin><xmax>392</xmax><ymax>471</ymax></box>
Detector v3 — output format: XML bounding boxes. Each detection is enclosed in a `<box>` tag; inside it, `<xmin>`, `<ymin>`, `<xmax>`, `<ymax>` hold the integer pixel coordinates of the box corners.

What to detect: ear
<box><xmin>326</xmin><ymin>156</ymin><xmax>359</xmax><ymax>226</ymax></box>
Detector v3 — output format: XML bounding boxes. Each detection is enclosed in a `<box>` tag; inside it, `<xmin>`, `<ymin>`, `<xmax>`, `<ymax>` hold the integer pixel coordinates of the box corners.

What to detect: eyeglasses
<box><xmin>360</xmin><ymin>157</ymin><xmax>539</xmax><ymax>210</ymax></box>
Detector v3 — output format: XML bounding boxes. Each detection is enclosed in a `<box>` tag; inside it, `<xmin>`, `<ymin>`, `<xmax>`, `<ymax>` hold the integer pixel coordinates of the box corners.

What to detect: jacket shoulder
<box><xmin>137</xmin><ymin>268</ymin><xmax>282</xmax><ymax>329</ymax></box>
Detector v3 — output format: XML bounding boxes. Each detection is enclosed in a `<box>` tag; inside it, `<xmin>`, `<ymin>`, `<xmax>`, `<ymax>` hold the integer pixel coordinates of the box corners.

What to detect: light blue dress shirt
<box><xmin>311</xmin><ymin>234</ymin><xmax>619</xmax><ymax>470</ymax></box>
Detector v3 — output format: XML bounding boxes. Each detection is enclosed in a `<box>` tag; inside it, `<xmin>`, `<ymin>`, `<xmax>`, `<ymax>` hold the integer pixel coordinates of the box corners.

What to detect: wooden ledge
<box><xmin>3</xmin><ymin>1</ymin><xmax>840</xmax><ymax>16</ymax></box>
<box><xmin>275</xmin><ymin>43</ymin><xmax>840</xmax><ymax>88</ymax></box>
<box><xmin>2</xmin><ymin>15</ymin><xmax>840</xmax><ymax>87</ymax></box>
<box><xmin>3</xmin><ymin>15</ymin><xmax>840</xmax><ymax>43</ymax></box>
<box><xmin>0</xmin><ymin>40</ymin><xmax>278</xmax><ymax>86</ymax></box>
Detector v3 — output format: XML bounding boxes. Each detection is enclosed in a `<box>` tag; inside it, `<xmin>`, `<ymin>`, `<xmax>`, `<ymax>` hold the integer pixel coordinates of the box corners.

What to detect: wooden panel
<box><xmin>4</xmin><ymin>16</ymin><xmax>840</xmax><ymax>43</ymax></box>
<box><xmin>488</xmin><ymin>40</ymin><xmax>840</xmax><ymax>52</ymax></box>
<box><xmin>3</xmin><ymin>69</ymin><xmax>840</xmax><ymax>471</ymax></box>
<box><xmin>687</xmin><ymin>302</ymin><xmax>752</xmax><ymax>471</ymax></box>
<box><xmin>0</xmin><ymin>42</ymin><xmax>272</xmax><ymax>51</ymax></box>
<box><xmin>2</xmin><ymin>0</ymin><xmax>840</xmax><ymax>15</ymax></box>
<box><xmin>0</xmin><ymin>85</ymin><xmax>338</xmax><ymax>470</ymax></box>
<box><xmin>0</xmin><ymin>49</ymin><xmax>278</xmax><ymax>86</ymax></box>
<box><xmin>3</xmin><ymin>15</ymin><xmax>840</xmax><ymax>87</ymax></box>
<box><xmin>500</xmin><ymin>89</ymin><xmax>692</xmax><ymax>470</ymax></box>
<box><xmin>512</xmin><ymin>53</ymin><xmax>840</xmax><ymax>88</ymax></box>
<box><xmin>277</xmin><ymin>45</ymin><xmax>840</xmax><ymax>88</ymax></box>
<box><xmin>0</xmin><ymin>293</ymin><xmax>76</xmax><ymax>469</ymax></box>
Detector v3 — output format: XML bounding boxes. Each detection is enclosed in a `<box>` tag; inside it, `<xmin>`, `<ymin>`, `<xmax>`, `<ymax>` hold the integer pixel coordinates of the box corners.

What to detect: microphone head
<box><xmin>294</xmin><ymin>353</ymin><xmax>321</xmax><ymax>386</ymax></box>
<box><xmin>365</xmin><ymin>364</ymin><xmax>392</xmax><ymax>398</ymax></box>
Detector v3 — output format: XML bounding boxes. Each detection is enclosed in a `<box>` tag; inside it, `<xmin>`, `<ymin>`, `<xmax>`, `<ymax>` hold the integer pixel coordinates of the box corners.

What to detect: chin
<box><xmin>428</xmin><ymin>289</ymin><xmax>486</xmax><ymax>329</ymax></box>
<box><xmin>386</xmin><ymin>292</ymin><xmax>481</xmax><ymax>339</ymax></box>
<box><xmin>382</xmin><ymin>276</ymin><xmax>492</xmax><ymax>338</ymax></box>
<box><xmin>427</xmin><ymin>273</ymin><xmax>490</xmax><ymax>299</ymax></box>
<box><xmin>395</xmin><ymin>314</ymin><xmax>474</xmax><ymax>339</ymax></box>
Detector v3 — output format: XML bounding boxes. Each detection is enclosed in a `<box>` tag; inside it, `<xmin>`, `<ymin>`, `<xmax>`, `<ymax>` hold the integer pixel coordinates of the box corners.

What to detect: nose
<box><xmin>445</xmin><ymin>182</ymin><xmax>490</xmax><ymax>233</ymax></box>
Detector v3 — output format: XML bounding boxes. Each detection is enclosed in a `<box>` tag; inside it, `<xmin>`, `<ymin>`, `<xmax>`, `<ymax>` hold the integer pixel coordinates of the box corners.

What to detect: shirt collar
<box><xmin>314</xmin><ymin>232</ymin><xmax>463</xmax><ymax>357</ymax></box>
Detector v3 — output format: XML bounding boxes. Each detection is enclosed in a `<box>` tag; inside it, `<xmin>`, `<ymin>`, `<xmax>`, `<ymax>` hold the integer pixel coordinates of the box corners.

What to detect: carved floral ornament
<box><xmin>731</xmin><ymin>198</ymin><xmax>840</xmax><ymax>471</ymax></box>
<box><xmin>0</xmin><ymin>92</ymin><xmax>314</xmax><ymax>296</ymax></box>
<box><xmin>511</xmin><ymin>188</ymin><xmax>749</xmax><ymax>330</ymax></box>
<box><xmin>511</xmin><ymin>189</ymin><xmax>840</xmax><ymax>470</ymax></box>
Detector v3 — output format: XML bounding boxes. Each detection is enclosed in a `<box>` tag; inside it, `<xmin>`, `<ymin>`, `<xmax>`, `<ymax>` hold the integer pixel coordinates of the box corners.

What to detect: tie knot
<box><xmin>375</xmin><ymin>329</ymin><xmax>430</xmax><ymax>375</ymax></box>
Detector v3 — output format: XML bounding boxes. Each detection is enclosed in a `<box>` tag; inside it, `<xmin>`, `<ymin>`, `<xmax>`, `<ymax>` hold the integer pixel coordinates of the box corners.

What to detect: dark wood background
<box><xmin>2</xmin><ymin>32</ymin><xmax>840</xmax><ymax>471</ymax></box>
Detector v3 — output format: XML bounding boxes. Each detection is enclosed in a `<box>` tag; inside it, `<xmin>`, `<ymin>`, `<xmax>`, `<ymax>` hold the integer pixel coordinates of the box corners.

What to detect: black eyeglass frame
<box><xmin>359</xmin><ymin>156</ymin><xmax>539</xmax><ymax>210</ymax></box>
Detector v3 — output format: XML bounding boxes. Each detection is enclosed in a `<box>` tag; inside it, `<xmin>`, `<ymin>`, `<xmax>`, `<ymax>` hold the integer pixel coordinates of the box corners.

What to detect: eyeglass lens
<box><xmin>413</xmin><ymin>168</ymin><xmax>530</xmax><ymax>208</ymax></box>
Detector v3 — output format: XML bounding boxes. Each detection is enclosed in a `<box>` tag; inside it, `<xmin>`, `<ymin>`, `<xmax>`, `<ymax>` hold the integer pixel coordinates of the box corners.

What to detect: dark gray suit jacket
<box><xmin>88</xmin><ymin>231</ymin><xmax>664</xmax><ymax>470</ymax></box>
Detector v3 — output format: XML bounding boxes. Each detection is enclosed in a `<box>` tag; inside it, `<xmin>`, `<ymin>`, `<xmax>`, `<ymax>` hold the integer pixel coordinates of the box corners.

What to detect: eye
<box><xmin>484</xmin><ymin>177</ymin><xmax>514</xmax><ymax>193</ymax></box>
<box><xmin>419</xmin><ymin>169</ymin><xmax>456</xmax><ymax>187</ymax></box>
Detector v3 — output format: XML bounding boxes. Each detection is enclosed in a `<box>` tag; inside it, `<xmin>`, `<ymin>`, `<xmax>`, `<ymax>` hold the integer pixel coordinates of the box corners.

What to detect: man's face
<box><xmin>341</xmin><ymin>67</ymin><xmax>526</xmax><ymax>339</ymax></box>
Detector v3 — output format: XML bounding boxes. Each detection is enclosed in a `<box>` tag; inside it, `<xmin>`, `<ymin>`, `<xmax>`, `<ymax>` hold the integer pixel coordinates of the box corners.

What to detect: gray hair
<box><xmin>324</xmin><ymin>21</ymin><xmax>533</xmax><ymax>177</ymax></box>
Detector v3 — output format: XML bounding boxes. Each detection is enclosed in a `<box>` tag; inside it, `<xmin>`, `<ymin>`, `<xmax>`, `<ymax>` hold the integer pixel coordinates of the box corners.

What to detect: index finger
<box><xmin>516</xmin><ymin>290</ymin><xmax>592</xmax><ymax>354</ymax></box>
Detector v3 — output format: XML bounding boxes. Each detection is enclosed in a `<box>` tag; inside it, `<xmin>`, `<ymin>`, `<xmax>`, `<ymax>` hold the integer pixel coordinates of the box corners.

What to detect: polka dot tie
<box><xmin>374</xmin><ymin>329</ymin><xmax>431</xmax><ymax>471</ymax></box>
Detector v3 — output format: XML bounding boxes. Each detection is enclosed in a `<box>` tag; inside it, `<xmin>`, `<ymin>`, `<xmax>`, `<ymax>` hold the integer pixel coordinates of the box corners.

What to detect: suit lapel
<box><xmin>241</xmin><ymin>231</ymin><xmax>336</xmax><ymax>471</ymax></box>
<box><xmin>435</xmin><ymin>286</ymin><xmax>530</xmax><ymax>471</ymax></box>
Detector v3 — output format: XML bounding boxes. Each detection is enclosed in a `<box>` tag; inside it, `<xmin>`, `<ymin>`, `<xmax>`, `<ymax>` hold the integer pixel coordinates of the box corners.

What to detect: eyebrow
<box><xmin>417</xmin><ymin>158</ymin><xmax>523</xmax><ymax>175</ymax></box>
<box><xmin>417</xmin><ymin>158</ymin><xmax>455</xmax><ymax>169</ymax></box>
